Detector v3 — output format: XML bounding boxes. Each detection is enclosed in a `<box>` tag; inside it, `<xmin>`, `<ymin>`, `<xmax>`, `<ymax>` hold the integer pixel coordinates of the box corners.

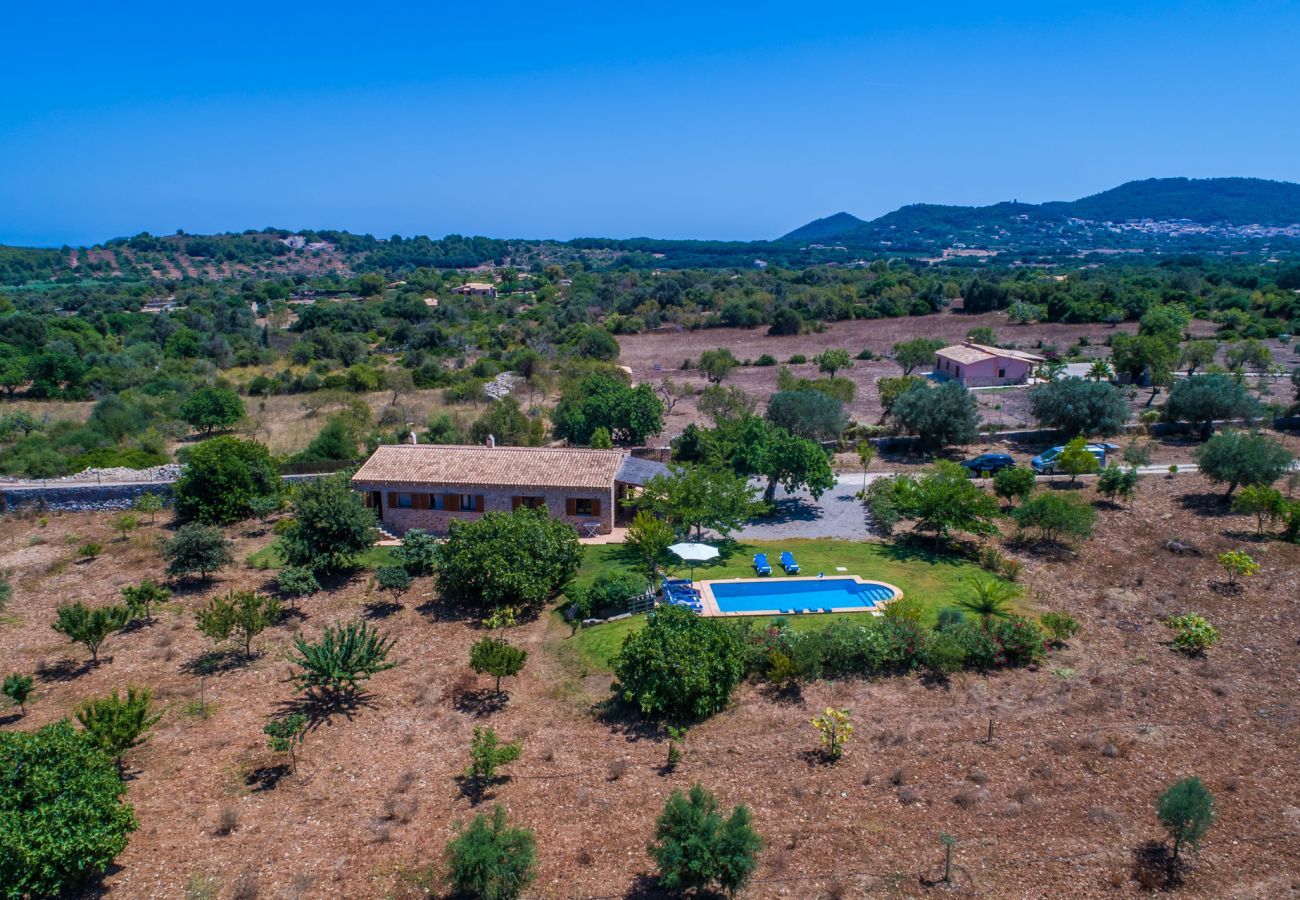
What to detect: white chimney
<box><xmin>408</xmin><ymin>431</ymin><xmax>418</xmax><ymax>445</ymax></box>
<box><xmin>486</xmin><ymin>434</ymin><xmax>496</xmax><ymax>448</ymax></box>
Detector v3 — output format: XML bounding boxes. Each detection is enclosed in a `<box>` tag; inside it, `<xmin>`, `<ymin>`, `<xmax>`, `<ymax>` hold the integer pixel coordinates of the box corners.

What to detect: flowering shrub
<box><xmin>1165</xmin><ymin>614</ymin><xmax>1219</xmax><ymax>655</ymax></box>
<box><xmin>811</xmin><ymin>708</ymin><xmax>854</xmax><ymax>760</ymax></box>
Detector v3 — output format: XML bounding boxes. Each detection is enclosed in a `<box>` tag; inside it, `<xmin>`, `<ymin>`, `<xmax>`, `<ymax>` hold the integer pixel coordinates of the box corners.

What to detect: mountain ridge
<box><xmin>780</xmin><ymin>177</ymin><xmax>1300</xmax><ymax>242</ymax></box>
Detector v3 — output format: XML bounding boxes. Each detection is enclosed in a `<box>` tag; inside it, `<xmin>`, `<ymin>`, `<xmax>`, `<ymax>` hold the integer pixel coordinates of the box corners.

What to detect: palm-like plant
<box><xmin>1088</xmin><ymin>358</ymin><xmax>1114</xmax><ymax>382</ymax></box>
<box><xmin>289</xmin><ymin>619</ymin><xmax>397</xmax><ymax>704</ymax></box>
<box><xmin>957</xmin><ymin>575</ymin><xmax>1022</xmax><ymax>622</ymax></box>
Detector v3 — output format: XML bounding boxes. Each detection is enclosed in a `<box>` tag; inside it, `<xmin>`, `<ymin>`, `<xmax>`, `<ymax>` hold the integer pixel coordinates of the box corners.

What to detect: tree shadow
<box><xmin>168</xmin><ymin>578</ymin><xmax>218</xmax><ymax>599</ymax></box>
<box><xmin>455</xmin><ymin>773</ymin><xmax>511</xmax><ymax>805</ymax></box>
<box><xmin>364</xmin><ymin>600</ymin><xmax>404</xmax><ymax>620</ymax></box>
<box><xmin>759</xmin><ymin>680</ymin><xmax>804</xmax><ymax>705</ymax></box>
<box><xmin>0</xmin><ymin>712</ymin><xmax>22</xmax><ymax>727</ymax></box>
<box><xmin>622</xmin><ymin>874</ymin><xmax>675</xmax><ymax>899</ymax></box>
<box><xmin>798</xmin><ymin>748</ymin><xmax>839</xmax><ymax>769</ymax></box>
<box><xmin>1176</xmin><ymin>492</ymin><xmax>1229</xmax><ymax>518</ymax></box>
<box><xmin>1131</xmin><ymin>840</ymin><xmax>1184</xmax><ymax>891</ymax></box>
<box><xmin>245</xmin><ymin>763</ymin><xmax>291</xmax><ymax>792</ymax></box>
<box><xmin>280</xmin><ymin>689</ymin><xmax>377</xmax><ymax>729</ymax></box>
<box><xmin>756</xmin><ymin>497</ymin><xmax>825</xmax><ymax>525</ymax></box>
<box><xmin>593</xmin><ymin>698</ymin><xmax>672</xmax><ymax>744</ymax></box>
<box><xmin>454</xmin><ymin>688</ymin><xmax>509</xmax><ymax>717</ymax></box>
<box><xmin>37</xmin><ymin>657</ymin><xmax>92</xmax><ymax>682</ymax></box>
<box><xmin>414</xmin><ymin>597</ymin><xmax>478</xmax><ymax>625</ymax></box>
<box><xmin>181</xmin><ymin>648</ymin><xmax>251</xmax><ymax>676</ymax></box>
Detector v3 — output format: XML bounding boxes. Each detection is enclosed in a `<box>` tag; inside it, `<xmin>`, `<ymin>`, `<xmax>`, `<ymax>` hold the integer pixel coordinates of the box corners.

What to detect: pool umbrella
<box><xmin>668</xmin><ymin>542</ymin><xmax>719</xmax><ymax>580</ymax></box>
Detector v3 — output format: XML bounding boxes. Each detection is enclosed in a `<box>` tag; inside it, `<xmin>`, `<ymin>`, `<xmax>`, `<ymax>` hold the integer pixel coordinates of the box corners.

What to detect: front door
<box><xmin>371</xmin><ymin>491</ymin><xmax>383</xmax><ymax>521</ymax></box>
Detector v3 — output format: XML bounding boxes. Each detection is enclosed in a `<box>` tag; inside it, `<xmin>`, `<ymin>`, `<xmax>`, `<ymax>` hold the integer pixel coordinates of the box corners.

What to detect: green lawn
<box><xmin>565</xmin><ymin>538</ymin><xmax>1009</xmax><ymax>672</ymax></box>
<box><xmin>245</xmin><ymin>540</ymin><xmax>397</xmax><ymax>571</ymax></box>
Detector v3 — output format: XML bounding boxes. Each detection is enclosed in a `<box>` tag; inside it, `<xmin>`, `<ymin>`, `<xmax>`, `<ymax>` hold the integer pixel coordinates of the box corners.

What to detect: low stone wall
<box><xmin>1</xmin><ymin>482</ymin><xmax>173</xmax><ymax>512</ymax></box>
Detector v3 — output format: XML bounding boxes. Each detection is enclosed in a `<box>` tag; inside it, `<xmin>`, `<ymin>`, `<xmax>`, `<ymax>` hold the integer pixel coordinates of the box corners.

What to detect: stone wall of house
<box><xmin>353</xmin><ymin>481</ymin><xmax>616</xmax><ymax>535</ymax></box>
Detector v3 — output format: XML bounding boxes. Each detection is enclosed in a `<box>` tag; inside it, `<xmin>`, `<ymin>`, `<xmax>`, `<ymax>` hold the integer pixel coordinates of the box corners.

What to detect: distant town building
<box><xmin>934</xmin><ymin>342</ymin><xmax>1045</xmax><ymax>386</ymax></box>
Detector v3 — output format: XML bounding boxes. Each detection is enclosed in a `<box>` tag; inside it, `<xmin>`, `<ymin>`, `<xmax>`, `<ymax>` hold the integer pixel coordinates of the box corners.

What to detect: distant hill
<box><xmin>780</xmin><ymin>177</ymin><xmax>1300</xmax><ymax>251</ymax></box>
<box><xmin>780</xmin><ymin>212</ymin><xmax>866</xmax><ymax>243</ymax></box>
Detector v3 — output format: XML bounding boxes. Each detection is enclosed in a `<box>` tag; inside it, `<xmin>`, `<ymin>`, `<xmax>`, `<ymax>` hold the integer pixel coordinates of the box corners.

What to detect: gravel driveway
<box><xmin>739</xmin><ymin>475</ymin><xmax>882</xmax><ymax>541</ymax></box>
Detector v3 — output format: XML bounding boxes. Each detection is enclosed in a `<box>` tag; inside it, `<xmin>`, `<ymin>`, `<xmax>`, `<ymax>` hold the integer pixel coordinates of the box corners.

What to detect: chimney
<box><xmin>408</xmin><ymin>431</ymin><xmax>418</xmax><ymax>445</ymax></box>
<box><xmin>486</xmin><ymin>434</ymin><xmax>495</xmax><ymax>448</ymax></box>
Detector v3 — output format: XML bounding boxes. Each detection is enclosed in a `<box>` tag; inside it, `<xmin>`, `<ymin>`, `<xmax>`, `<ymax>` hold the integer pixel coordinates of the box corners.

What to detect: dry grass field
<box><xmin>2</xmin><ymin>471</ymin><xmax>1298</xmax><ymax>898</ymax></box>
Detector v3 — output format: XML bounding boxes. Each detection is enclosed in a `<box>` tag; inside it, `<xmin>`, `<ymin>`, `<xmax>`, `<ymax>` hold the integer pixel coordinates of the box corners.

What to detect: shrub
<box><xmin>162</xmin><ymin>523</ymin><xmax>233</xmax><ymax>581</ymax></box>
<box><xmin>435</xmin><ymin>508</ymin><xmax>581</xmax><ymax>610</ymax></box>
<box><xmin>132</xmin><ymin>492</ymin><xmax>164</xmax><ymax>522</ymax></box>
<box><xmin>0</xmin><ymin>722</ymin><xmax>137</xmax><ymax>898</ymax></box>
<box><xmin>52</xmin><ymin>601</ymin><xmax>130</xmax><ymax>664</ymax></box>
<box><xmin>75</xmin><ymin>686</ymin><xmax>160</xmax><ymax>771</ymax></box>
<box><xmin>469</xmin><ymin>637</ymin><xmax>528</xmax><ymax>694</ymax></box>
<box><xmin>2</xmin><ymin>672</ymin><xmax>34</xmax><ymax>715</ymax></box>
<box><xmin>1157</xmin><ymin>777</ymin><xmax>1215</xmax><ymax>864</ymax></box>
<box><xmin>264</xmin><ymin>713</ymin><xmax>308</xmax><ymax>774</ymax></box>
<box><xmin>754</xmin><ymin>353</ymin><xmax>776</xmax><ymax>366</ymax></box>
<box><xmin>445</xmin><ymin>804</ymin><xmax>537</xmax><ymax>900</ymax></box>
<box><xmin>1097</xmin><ymin>464</ymin><xmax>1139</xmax><ymax>504</ymax></box>
<box><xmin>121</xmin><ymin>580</ymin><xmax>170</xmax><ymax>624</ymax></box>
<box><xmin>1039</xmin><ymin>612</ymin><xmax>1080</xmax><ymax>645</ymax></box>
<box><xmin>921</xmin><ymin>629</ymin><xmax>967</xmax><ymax>677</ymax></box>
<box><xmin>993</xmin><ymin>465</ymin><xmax>1036</xmax><ymax>507</ymax></box>
<box><xmin>1056</xmin><ymin>436</ymin><xmax>1101</xmax><ymax>483</ymax></box>
<box><xmin>649</xmin><ymin>783</ymin><xmax>761</xmax><ymax>897</ymax></box>
<box><xmin>787</xmin><ymin>353</ymin><xmax>806</xmax><ymax>364</ymax></box>
<box><xmin>891</xmin><ymin>380</ymin><xmax>980</xmax><ymax>450</ymax></box>
<box><xmin>988</xmin><ymin>616</ymin><xmax>1047</xmax><ymax>667</ymax></box>
<box><xmin>281</xmin><ymin>474</ymin><xmax>377</xmax><ymax>573</ymax></box>
<box><xmin>467</xmin><ymin>726</ymin><xmax>523</xmax><ymax>781</ymax></box>
<box><xmin>173</xmin><ymin>436</ymin><xmax>281</xmax><ymax>525</ymax></box>
<box><xmin>1231</xmin><ymin>484</ymin><xmax>1285</xmax><ymax>535</ymax></box>
<box><xmin>584</xmin><ymin>569</ymin><xmax>647</xmax><ymax>611</ymax></box>
<box><xmin>195</xmin><ymin>590</ymin><xmax>282</xmax><ymax>656</ymax></box>
<box><xmin>613</xmin><ymin>605</ymin><xmax>744</xmax><ymax>719</ymax></box>
<box><xmin>392</xmin><ymin>528</ymin><xmax>438</xmax><ymax>575</ymax></box>
<box><xmin>811</xmin><ymin>707</ymin><xmax>854</xmax><ymax>760</ymax></box>
<box><xmin>78</xmin><ymin>541</ymin><xmax>103</xmax><ymax>560</ymax></box>
<box><xmin>1218</xmin><ymin>549</ymin><xmax>1258</xmax><ymax>586</ymax></box>
<box><xmin>111</xmin><ymin>512</ymin><xmax>139</xmax><ymax>540</ymax></box>
<box><xmin>1165</xmin><ymin>614</ymin><xmax>1219</xmax><ymax>655</ymax></box>
<box><xmin>289</xmin><ymin>619</ymin><xmax>396</xmax><ymax>703</ymax></box>
<box><xmin>276</xmin><ymin>566</ymin><xmax>321</xmax><ymax>604</ymax></box>
<box><xmin>1012</xmin><ymin>492</ymin><xmax>1097</xmax><ymax>544</ymax></box>
<box><xmin>375</xmin><ymin>565</ymin><xmax>413</xmax><ymax>597</ymax></box>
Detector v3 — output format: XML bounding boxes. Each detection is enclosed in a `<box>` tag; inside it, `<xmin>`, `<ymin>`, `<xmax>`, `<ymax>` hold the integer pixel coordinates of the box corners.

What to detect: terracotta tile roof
<box><xmin>352</xmin><ymin>445</ymin><xmax>625</xmax><ymax>490</ymax></box>
<box><xmin>935</xmin><ymin>342</ymin><xmax>1046</xmax><ymax>365</ymax></box>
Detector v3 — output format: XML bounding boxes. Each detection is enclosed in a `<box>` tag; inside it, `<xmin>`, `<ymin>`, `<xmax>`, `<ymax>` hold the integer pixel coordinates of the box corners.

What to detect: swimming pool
<box><xmin>699</xmin><ymin>576</ymin><xmax>900</xmax><ymax>616</ymax></box>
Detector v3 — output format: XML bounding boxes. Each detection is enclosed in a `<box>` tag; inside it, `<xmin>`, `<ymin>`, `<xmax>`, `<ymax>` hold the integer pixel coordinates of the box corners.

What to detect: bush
<box><xmin>1012</xmin><ymin>492</ymin><xmax>1097</xmax><ymax>544</ymax></box>
<box><xmin>52</xmin><ymin>601</ymin><xmax>130</xmax><ymax>664</ymax></box>
<box><xmin>469</xmin><ymin>637</ymin><xmax>528</xmax><ymax>694</ymax></box>
<box><xmin>649</xmin><ymin>783</ymin><xmax>761</xmax><ymax>897</ymax></box>
<box><xmin>1165</xmin><ymin>614</ymin><xmax>1219</xmax><ymax>654</ymax></box>
<box><xmin>613</xmin><ymin>605</ymin><xmax>744</xmax><ymax>719</ymax></box>
<box><xmin>754</xmin><ymin>353</ymin><xmax>777</xmax><ymax>366</ymax></box>
<box><xmin>467</xmin><ymin>726</ymin><xmax>523</xmax><ymax>780</ymax></box>
<box><xmin>1039</xmin><ymin>612</ymin><xmax>1080</xmax><ymax>645</ymax></box>
<box><xmin>1097</xmin><ymin>464</ymin><xmax>1139</xmax><ymax>504</ymax></box>
<box><xmin>584</xmin><ymin>569</ymin><xmax>647</xmax><ymax>612</ymax></box>
<box><xmin>276</xmin><ymin>566</ymin><xmax>321</xmax><ymax>603</ymax></box>
<box><xmin>376</xmin><ymin>565</ymin><xmax>413</xmax><ymax>597</ymax></box>
<box><xmin>0</xmin><ymin>722</ymin><xmax>138</xmax><ymax>897</ymax></box>
<box><xmin>993</xmin><ymin>466</ymin><xmax>1036</xmax><ymax>506</ymax></box>
<box><xmin>121</xmin><ymin>580</ymin><xmax>170</xmax><ymax>623</ymax></box>
<box><xmin>435</xmin><ymin>508</ymin><xmax>581</xmax><ymax>610</ymax></box>
<box><xmin>162</xmin><ymin>523</ymin><xmax>233</xmax><ymax>581</ymax></box>
<box><xmin>445</xmin><ymin>804</ymin><xmax>537</xmax><ymax>900</ymax></box>
<box><xmin>173</xmin><ymin>436</ymin><xmax>281</xmax><ymax>526</ymax></box>
<box><xmin>392</xmin><ymin>528</ymin><xmax>438</xmax><ymax>576</ymax></box>
<box><xmin>2</xmin><ymin>672</ymin><xmax>34</xmax><ymax>714</ymax></box>
<box><xmin>281</xmin><ymin>474</ymin><xmax>377</xmax><ymax>573</ymax></box>
<box><xmin>74</xmin><ymin>686</ymin><xmax>160</xmax><ymax>770</ymax></box>
<box><xmin>195</xmin><ymin>590</ymin><xmax>282</xmax><ymax>656</ymax></box>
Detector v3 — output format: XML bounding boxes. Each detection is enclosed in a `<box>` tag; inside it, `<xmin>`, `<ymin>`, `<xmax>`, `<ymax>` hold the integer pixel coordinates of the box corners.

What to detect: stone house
<box><xmin>351</xmin><ymin>444</ymin><xmax>668</xmax><ymax>536</ymax></box>
<box><xmin>933</xmin><ymin>341</ymin><xmax>1045</xmax><ymax>386</ymax></box>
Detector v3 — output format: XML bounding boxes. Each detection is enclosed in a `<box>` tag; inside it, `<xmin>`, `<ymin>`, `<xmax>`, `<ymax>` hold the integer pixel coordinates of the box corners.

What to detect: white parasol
<box><xmin>668</xmin><ymin>542</ymin><xmax>719</xmax><ymax>579</ymax></box>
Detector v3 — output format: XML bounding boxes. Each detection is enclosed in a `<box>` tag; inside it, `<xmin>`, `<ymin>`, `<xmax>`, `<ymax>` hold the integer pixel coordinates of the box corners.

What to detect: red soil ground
<box><xmin>1</xmin><ymin>472</ymin><xmax>1298</xmax><ymax>898</ymax></box>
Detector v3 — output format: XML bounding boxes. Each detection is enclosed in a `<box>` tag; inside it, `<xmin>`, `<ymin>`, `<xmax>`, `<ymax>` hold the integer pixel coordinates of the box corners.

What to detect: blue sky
<box><xmin>2</xmin><ymin>1</ymin><xmax>1298</xmax><ymax>246</ymax></box>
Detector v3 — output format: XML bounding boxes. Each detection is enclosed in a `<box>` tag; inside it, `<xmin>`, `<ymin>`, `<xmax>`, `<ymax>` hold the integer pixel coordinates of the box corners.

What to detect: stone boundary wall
<box><xmin>0</xmin><ymin>472</ymin><xmax>325</xmax><ymax>513</ymax></box>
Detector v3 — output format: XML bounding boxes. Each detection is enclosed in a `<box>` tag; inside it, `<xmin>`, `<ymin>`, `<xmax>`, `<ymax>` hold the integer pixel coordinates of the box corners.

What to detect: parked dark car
<box><xmin>958</xmin><ymin>453</ymin><xmax>1016</xmax><ymax>477</ymax></box>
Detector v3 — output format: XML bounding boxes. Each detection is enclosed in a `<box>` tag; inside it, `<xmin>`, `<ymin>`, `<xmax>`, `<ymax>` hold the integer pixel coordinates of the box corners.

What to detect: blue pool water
<box><xmin>708</xmin><ymin>578</ymin><xmax>897</xmax><ymax>614</ymax></box>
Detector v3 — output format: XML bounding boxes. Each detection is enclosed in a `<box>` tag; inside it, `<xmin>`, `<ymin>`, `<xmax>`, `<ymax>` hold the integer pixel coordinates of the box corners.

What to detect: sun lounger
<box><xmin>779</xmin><ymin>551</ymin><xmax>800</xmax><ymax>574</ymax></box>
<box><xmin>753</xmin><ymin>553</ymin><xmax>772</xmax><ymax>576</ymax></box>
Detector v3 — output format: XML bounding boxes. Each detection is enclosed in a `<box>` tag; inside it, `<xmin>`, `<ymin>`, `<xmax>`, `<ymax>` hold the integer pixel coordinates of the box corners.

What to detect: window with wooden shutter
<box><xmin>445</xmin><ymin>494</ymin><xmax>460</xmax><ymax>512</ymax></box>
<box><xmin>474</xmin><ymin>495</ymin><xmax>485</xmax><ymax>512</ymax></box>
<box><xmin>591</xmin><ymin>498</ymin><xmax>601</xmax><ymax>517</ymax></box>
<box><xmin>511</xmin><ymin>496</ymin><xmax>521</xmax><ymax>510</ymax></box>
<box><xmin>387</xmin><ymin>491</ymin><xmax>398</xmax><ymax>507</ymax></box>
<box><xmin>565</xmin><ymin>498</ymin><xmax>577</xmax><ymax>516</ymax></box>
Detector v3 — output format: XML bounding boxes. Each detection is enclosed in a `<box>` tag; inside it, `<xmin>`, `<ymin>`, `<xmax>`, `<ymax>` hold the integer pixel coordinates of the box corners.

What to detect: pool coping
<box><xmin>691</xmin><ymin>574</ymin><xmax>903</xmax><ymax>618</ymax></box>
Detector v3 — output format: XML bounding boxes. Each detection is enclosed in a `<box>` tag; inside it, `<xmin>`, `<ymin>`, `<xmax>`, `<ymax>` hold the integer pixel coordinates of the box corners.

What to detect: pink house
<box><xmin>933</xmin><ymin>342</ymin><xmax>1045</xmax><ymax>387</ymax></box>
